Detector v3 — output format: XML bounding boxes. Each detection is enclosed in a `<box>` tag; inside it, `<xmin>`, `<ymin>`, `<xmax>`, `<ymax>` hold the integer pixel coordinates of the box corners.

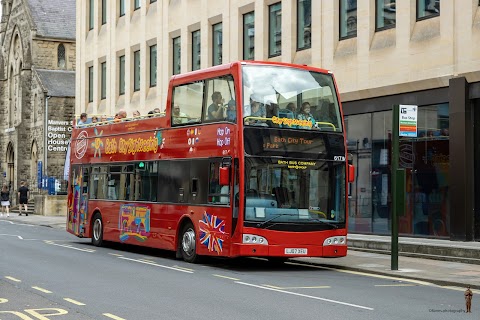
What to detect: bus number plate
<box><xmin>285</xmin><ymin>248</ymin><xmax>307</xmax><ymax>255</ymax></box>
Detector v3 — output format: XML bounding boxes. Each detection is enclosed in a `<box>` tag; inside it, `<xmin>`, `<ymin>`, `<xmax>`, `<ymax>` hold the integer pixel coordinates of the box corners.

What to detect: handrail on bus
<box><xmin>243</xmin><ymin>116</ymin><xmax>337</xmax><ymax>131</ymax></box>
<box><xmin>74</xmin><ymin>112</ymin><xmax>166</xmax><ymax>128</ymax></box>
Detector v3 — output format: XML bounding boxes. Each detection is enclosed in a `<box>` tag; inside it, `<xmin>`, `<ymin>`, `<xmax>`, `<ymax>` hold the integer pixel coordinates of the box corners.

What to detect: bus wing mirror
<box><xmin>348</xmin><ymin>164</ymin><xmax>355</xmax><ymax>183</ymax></box>
<box><xmin>219</xmin><ymin>167</ymin><xmax>230</xmax><ymax>186</ymax></box>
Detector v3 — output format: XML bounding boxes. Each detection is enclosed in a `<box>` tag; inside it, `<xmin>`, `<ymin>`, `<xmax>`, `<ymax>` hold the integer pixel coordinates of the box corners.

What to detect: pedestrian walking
<box><xmin>465</xmin><ymin>285</ymin><xmax>473</xmax><ymax>313</ymax></box>
<box><xmin>18</xmin><ymin>180</ymin><xmax>29</xmax><ymax>216</ymax></box>
<box><xmin>1</xmin><ymin>184</ymin><xmax>10</xmax><ymax>217</ymax></box>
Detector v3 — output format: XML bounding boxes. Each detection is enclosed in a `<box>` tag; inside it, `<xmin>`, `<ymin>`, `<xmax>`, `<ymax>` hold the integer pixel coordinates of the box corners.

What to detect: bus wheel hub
<box><xmin>182</xmin><ymin>228</ymin><xmax>195</xmax><ymax>255</ymax></box>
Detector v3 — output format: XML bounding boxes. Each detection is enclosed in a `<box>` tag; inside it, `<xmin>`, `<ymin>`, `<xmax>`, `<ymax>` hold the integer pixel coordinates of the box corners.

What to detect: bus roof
<box><xmin>170</xmin><ymin>60</ymin><xmax>332</xmax><ymax>86</ymax></box>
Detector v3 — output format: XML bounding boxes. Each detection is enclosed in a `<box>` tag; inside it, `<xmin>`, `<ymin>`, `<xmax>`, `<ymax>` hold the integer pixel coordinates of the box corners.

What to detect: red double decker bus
<box><xmin>67</xmin><ymin>61</ymin><xmax>354</xmax><ymax>263</ymax></box>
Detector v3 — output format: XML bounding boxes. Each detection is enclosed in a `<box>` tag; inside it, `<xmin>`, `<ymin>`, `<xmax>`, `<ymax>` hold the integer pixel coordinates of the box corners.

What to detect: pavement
<box><xmin>1</xmin><ymin>213</ymin><xmax>480</xmax><ymax>290</ymax></box>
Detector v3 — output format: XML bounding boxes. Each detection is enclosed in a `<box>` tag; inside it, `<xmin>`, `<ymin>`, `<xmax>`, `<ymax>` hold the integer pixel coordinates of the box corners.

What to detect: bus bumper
<box><xmin>231</xmin><ymin>243</ymin><xmax>347</xmax><ymax>258</ymax></box>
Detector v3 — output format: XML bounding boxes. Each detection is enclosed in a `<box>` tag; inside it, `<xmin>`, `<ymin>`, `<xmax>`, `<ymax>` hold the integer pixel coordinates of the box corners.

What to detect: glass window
<box><xmin>119</xmin><ymin>55</ymin><xmax>125</xmax><ymax>95</ymax></box>
<box><xmin>344</xmin><ymin>114</ymin><xmax>372</xmax><ymax>233</ymax></box>
<box><xmin>205</xmin><ymin>75</ymin><xmax>236</xmax><ymax>123</ymax></box>
<box><xmin>57</xmin><ymin>44</ymin><xmax>66</xmax><ymax>69</ymax></box>
<box><xmin>89</xmin><ymin>0</ymin><xmax>94</xmax><ymax>30</ymax></box>
<box><xmin>212</xmin><ymin>23</ymin><xmax>223</xmax><ymax>66</ymax></box>
<box><xmin>376</xmin><ymin>0</ymin><xmax>396</xmax><ymax>30</ymax></box>
<box><xmin>340</xmin><ymin>0</ymin><xmax>357</xmax><ymax>39</ymax></box>
<box><xmin>107</xmin><ymin>166</ymin><xmax>122</xmax><ymax>200</ymax></box>
<box><xmin>192</xmin><ymin>30</ymin><xmax>201</xmax><ymax>71</ymax></box>
<box><xmin>102</xmin><ymin>0</ymin><xmax>107</xmax><ymax>25</ymax></box>
<box><xmin>243</xmin><ymin>12</ymin><xmax>255</xmax><ymax>60</ymax></box>
<box><xmin>417</xmin><ymin>0</ymin><xmax>439</xmax><ymax>19</ymax></box>
<box><xmin>134</xmin><ymin>50</ymin><xmax>140</xmax><ymax>92</ymax></box>
<box><xmin>172</xmin><ymin>81</ymin><xmax>204</xmax><ymax>125</ymax></box>
<box><xmin>101</xmin><ymin>62</ymin><xmax>106</xmax><ymax>100</ymax></box>
<box><xmin>370</xmin><ymin>111</ymin><xmax>392</xmax><ymax>234</ymax></box>
<box><xmin>208</xmin><ymin>161</ymin><xmax>230</xmax><ymax>204</ymax></box>
<box><xmin>119</xmin><ymin>0</ymin><xmax>125</xmax><ymax>16</ymax></box>
<box><xmin>173</xmin><ymin>37</ymin><xmax>181</xmax><ymax>75</ymax></box>
<box><xmin>88</xmin><ymin>66</ymin><xmax>93</xmax><ymax>102</ymax></box>
<box><xmin>244</xmin><ymin>157</ymin><xmax>346</xmax><ymax>224</ymax></box>
<box><xmin>90</xmin><ymin>166</ymin><xmax>108</xmax><ymax>199</ymax></box>
<box><xmin>297</xmin><ymin>0</ymin><xmax>311</xmax><ymax>50</ymax></box>
<box><xmin>242</xmin><ymin>65</ymin><xmax>342</xmax><ymax>131</ymax></box>
<box><xmin>269</xmin><ymin>3</ymin><xmax>282</xmax><ymax>57</ymax></box>
<box><xmin>150</xmin><ymin>44</ymin><xmax>157</xmax><ymax>87</ymax></box>
<box><xmin>137</xmin><ymin>162</ymin><xmax>158</xmax><ymax>201</ymax></box>
<box><xmin>134</xmin><ymin>0</ymin><xmax>141</xmax><ymax>10</ymax></box>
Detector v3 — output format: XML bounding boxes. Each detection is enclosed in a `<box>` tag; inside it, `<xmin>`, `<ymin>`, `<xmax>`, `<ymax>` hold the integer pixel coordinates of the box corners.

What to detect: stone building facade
<box><xmin>76</xmin><ymin>1</ymin><xmax>480</xmax><ymax>241</ymax></box>
<box><xmin>0</xmin><ymin>0</ymin><xmax>75</xmax><ymax>200</ymax></box>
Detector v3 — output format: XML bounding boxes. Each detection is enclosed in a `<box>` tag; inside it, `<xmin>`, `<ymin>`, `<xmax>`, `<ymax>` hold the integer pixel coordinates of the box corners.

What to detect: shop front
<box><xmin>344</xmin><ymin>77</ymin><xmax>480</xmax><ymax>241</ymax></box>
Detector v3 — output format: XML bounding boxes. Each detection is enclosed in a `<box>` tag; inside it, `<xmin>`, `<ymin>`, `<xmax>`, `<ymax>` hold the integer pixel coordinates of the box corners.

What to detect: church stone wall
<box><xmin>32</xmin><ymin>40</ymin><xmax>76</xmax><ymax>71</ymax></box>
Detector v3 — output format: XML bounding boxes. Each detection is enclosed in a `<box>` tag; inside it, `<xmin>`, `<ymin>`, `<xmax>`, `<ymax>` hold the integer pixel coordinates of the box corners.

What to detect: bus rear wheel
<box><xmin>181</xmin><ymin>222</ymin><xmax>199</xmax><ymax>263</ymax></box>
<box><xmin>91</xmin><ymin>213</ymin><xmax>104</xmax><ymax>247</ymax></box>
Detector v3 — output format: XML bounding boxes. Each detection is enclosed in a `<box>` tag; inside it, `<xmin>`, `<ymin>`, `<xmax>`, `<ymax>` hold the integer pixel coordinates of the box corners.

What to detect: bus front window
<box><xmin>244</xmin><ymin>157</ymin><xmax>346</xmax><ymax>228</ymax></box>
<box><xmin>242</xmin><ymin>65</ymin><xmax>342</xmax><ymax>131</ymax></box>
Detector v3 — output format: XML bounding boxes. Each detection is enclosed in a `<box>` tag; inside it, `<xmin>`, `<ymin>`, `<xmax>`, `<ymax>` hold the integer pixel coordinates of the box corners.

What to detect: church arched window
<box><xmin>58</xmin><ymin>44</ymin><xmax>66</xmax><ymax>68</ymax></box>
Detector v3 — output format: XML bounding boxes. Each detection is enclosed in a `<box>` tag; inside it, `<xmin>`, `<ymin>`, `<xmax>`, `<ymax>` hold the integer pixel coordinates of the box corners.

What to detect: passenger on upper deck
<box><xmin>133</xmin><ymin>110</ymin><xmax>141</xmax><ymax>118</ymax></box>
<box><xmin>207</xmin><ymin>91</ymin><xmax>225</xmax><ymax>121</ymax></box>
<box><xmin>297</xmin><ymin>102</ymin><xmax>316</xmax><ymax>129</ymax></box>
<box><xmin>172</xmin><ymin>104</ymin><xmax>189</xmax><ymax>124</ymax></box>
<box><xmin>244</xmin><ymin>97</ymin><xmax>266</xmax><ymax>125</ymax></box>
<box><xmin>286</xmin><ymin>103</ymin><xmax>297</xmax><ymax>117</ymax></box>
<box><xmin>77</xmin><ymin>113</ymin><xmax>88</xmax><ymax>126</ymax></box>
<box><xmin>314</xmin><ymin>101</ymin><xmax>338</xmax><ymax>130</ymax></box>
<box><xmin>226</xmin><ymin>100</ymin><xmax>237</xmax><ymax>122</ymax></box>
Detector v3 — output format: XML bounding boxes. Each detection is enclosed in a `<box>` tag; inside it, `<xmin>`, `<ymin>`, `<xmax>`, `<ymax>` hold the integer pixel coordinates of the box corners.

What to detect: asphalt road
<box><xmin>0</xmin><ymin>219</ymin><xmax>475</xmax><ymax>320</ymax></box>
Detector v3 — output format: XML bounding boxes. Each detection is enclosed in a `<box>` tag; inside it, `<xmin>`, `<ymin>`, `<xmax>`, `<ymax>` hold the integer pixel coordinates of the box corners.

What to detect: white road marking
<box><xmin>0</xmin><ymin>298</ymin><xmax>8</xmax><ymax>303</ymax></box>
<box><xmin>108</xmin><ymin>253</ymin><xmax>123</xmax><ymax>257</ymax></box>
<box><xmin>118</xmin><ymin>257</ymin><xmax>194</xmax><ymax>273</ymax></box>
<box><xmin>213</xmin><ymin>274</ymin><xmax>240</xmax><ymax>281</ymax></box>
<box><xmin>374</xmin><ymin>284</ymin><xmax>417</xmax><ymax>287</ymax></box>
<box><xmin>64</xmin><ymin>298</ymin><xmax>86</xmax><ymax>306</ymax></box>
<box><xmin>5</xmin><ymin>276</ymin><xmax>21</xmax><ymax>282</ymax></box>
<box><xmin>44</xmin><ymin>241</ymin><xmax>96</xmax><ymax>253</ymax></box>
<box><xmin>236</xmin><ymin>281</ymin><xmax>374</xmax><ymax>310</ymax></box>
<box><xmin>32</xmin><ymin>286</ymin><xmax>52</xmax><ymax>293</ymax></box>
<box><xmin>286</xmin><ymin>261</ymin><xmax>435</xmax><ymax>286</ymax></box>
<box><xmin>0</xmin><ymin>233</ymin><xmax>24</xmax><ymax>239</ymax></box>
<box><xmin>103</xmin><ymin>313</ymin><xmax>126</xmax><ymax>320</ymax></box>
<box><xmin>172</xmin><ymin>265</ymin><xmax>195</xmax><ymax>272</ymax></box>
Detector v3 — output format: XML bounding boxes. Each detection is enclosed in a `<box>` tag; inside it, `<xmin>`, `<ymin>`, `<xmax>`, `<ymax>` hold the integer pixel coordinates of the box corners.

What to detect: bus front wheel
<box><xmin>181</xmin><ymin>223</ymin><xmax>199</xmax><ymax>263</ymax></box>
<box><xmin>91</xmin><ymin>213</ymin><xmax>104</xmax><ymax>247</ymax></box>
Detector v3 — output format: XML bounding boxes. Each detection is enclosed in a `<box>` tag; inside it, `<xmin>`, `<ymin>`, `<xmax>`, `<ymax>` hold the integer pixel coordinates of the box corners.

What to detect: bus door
<box><xmin>67</xmin><ymin>165</ymin><xmax>89</xmax><ymax>236</ymax></box>
<box><xmin>197</xmin><ymin>158</ymin><xmax>236</xmax><ymax>256</ymax></box>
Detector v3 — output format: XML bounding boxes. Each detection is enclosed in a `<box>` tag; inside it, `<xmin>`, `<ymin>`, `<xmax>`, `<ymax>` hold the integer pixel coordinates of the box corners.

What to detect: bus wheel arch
<box><xmin>177</xmin><ymin>218</ymin><xmax>200</xmax><ymax>263</ymax></box>
<box><xmin>91</xmin><ymin>211</ymin><xmax>104</xmax><ymax>247</ymax></box>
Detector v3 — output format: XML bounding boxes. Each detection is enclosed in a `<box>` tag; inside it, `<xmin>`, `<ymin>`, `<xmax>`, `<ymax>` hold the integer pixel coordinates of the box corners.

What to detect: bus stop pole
<box><xmin>391</xmin><ymin>105</ymin><xmax>399</xmax><ymax>270</ymax></box>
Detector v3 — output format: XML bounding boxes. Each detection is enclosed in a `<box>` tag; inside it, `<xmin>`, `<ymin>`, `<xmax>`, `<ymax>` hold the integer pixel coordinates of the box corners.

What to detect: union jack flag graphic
<box><xmin>199</xmin><ymin>212</ymin><xmax>227</xmax><ymax>254</ymax></box>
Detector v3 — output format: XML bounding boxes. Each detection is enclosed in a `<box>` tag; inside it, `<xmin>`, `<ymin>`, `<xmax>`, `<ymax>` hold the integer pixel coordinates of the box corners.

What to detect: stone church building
<box><xmin>0</xmin><ymin>0</ymin><xmax>75</xmax><ymax>199</ymax></box>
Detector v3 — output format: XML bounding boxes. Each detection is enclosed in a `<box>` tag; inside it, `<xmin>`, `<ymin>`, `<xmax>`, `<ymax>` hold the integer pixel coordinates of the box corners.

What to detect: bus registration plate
<box><xmin>285</xmin><ymin>248</ymin><xmax>307</xmax><ymax>255</ymax></box>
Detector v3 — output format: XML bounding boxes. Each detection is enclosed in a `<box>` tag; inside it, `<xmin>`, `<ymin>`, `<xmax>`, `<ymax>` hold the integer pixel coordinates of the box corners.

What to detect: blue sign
<box><xmin>37</xmin><ymin>161</ymin><xmax>43</xmax><ymax>188</ymax></box>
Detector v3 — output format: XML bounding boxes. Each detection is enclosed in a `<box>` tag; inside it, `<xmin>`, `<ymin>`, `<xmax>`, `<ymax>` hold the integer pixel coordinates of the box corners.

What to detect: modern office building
<box><xmin>76</xmin><ymin>0</ymin><xmax>480</xmax><ymax>241</ymax></box>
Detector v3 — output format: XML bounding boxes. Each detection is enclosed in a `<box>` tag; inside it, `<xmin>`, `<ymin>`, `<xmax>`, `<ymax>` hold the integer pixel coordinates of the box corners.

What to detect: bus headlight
<box><xmin>243</xmin><ymin>234</ymin><xmax>268</xmax><ymax>245</ymax></box>
<box><xmin>323</xmin><ymin>236</ymin><xmax>346</xmax><ymax>246</ymax></box>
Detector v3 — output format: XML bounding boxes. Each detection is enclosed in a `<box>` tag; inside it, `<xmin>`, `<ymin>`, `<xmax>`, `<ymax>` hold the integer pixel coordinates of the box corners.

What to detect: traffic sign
<box><xmin>399</xmin><ymin>105</ymin><xmax>417</xmax><ymax>137</ymax></box>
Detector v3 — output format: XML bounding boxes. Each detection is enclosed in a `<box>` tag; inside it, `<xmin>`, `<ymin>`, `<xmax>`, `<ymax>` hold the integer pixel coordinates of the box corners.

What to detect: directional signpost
<box><xmin>391</xmin><ymin>105</ymin><xmax>416</xmax><ymax>270</ymax></box>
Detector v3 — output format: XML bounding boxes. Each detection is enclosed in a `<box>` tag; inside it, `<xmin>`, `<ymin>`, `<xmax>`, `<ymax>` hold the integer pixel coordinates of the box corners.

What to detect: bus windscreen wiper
<box><xmin>304</xmin><ymin>218</ymin><xmax>338</xmax><ymax>229</ymax></box>
<box><xmin>256</xmin><ymin>214</ymin><xmax>297</xmax><ymax>228</ymax></box>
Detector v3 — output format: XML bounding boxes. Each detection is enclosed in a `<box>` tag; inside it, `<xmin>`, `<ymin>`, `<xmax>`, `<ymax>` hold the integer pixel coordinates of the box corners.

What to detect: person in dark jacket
<box><xmin>1</xmin><ymin>184</ymin><xmax>10</xmax><ymax>217</ymax></box>
<box><xmin>18</xmin><ymin>180</ymin><xmax>29</xmax><ymax>216</ymax></box>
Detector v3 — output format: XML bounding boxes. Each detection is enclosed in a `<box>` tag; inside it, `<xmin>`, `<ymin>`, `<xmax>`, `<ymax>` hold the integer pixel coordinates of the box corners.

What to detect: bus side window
<box><xmin>172</xmin><ymin>82</ymin><xmax>204</xmax><ymax>126</ymax></box>
<box><xmin>207</xmin><ymin>161</ymin><xmax>222</xmax><ymax>204</ymax></box>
